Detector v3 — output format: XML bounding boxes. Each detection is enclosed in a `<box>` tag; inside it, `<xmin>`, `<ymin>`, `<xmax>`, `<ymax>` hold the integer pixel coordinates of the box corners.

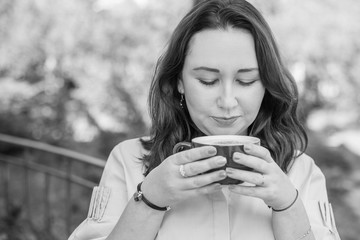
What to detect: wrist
<box><xmin>271</xmin><ymin>189</ymin><xmax>299</xmax><ymax>212</ymax></box>
<box><xmin>141</xmin><ymin>179</ymin><xmax>168</xmax><ymax>207</ymax></box>
<box><xmin>134</xmin><ymin>182</ymin><xmax>171</xmax><ymax>211</ymax></box>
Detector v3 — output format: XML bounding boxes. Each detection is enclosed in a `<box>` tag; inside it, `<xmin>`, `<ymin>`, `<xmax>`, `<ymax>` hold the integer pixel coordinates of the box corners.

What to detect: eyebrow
<box><xmin>192</xmin><ymin>67</ymin><xmax>219</xmax><ymax>73</ymax></box>
<box><xmin>192</xmin><ymin>66</ymin><xmax>258</xmax><ymax>73</ymax></box>
<box><xmin>237</xmin><ymin>68</ymin><xmax>258</xmax><ymax>73</ymax></box>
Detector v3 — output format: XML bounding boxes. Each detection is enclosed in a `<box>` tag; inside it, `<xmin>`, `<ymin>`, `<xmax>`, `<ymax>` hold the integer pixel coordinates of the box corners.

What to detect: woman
<box><xmin>69</xmin><ymin>0</ymin><xmax>340</xmax><ymax>239</ymax></box>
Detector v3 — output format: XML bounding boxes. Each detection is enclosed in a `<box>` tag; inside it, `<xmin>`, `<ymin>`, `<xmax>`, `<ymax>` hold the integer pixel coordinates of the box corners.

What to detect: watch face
<box><xmin>133</xmin><ymin>191</ymin><xmax>142</xmax><ymax>202</ymax></box>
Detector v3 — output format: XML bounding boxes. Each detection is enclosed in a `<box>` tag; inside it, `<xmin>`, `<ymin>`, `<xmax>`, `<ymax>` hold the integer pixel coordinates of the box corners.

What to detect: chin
<box><xmin>206</xmin><ymin>128</ymin><xmax>247</xmax><ymax>136</ymax></box>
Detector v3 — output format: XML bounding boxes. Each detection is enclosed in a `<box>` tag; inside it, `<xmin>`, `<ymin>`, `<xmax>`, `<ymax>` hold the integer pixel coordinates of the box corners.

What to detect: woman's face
<box><xmin>178</xmin><ymin>28</ymin><xmax>265</xmax><ymax>136</ymax></box>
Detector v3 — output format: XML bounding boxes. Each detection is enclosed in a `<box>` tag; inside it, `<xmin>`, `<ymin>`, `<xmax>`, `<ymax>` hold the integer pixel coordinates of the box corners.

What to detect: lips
<box><xmin>211</xmin><ymin>116</ymin><xmax>240</xmax><ymax>126</ymax></box>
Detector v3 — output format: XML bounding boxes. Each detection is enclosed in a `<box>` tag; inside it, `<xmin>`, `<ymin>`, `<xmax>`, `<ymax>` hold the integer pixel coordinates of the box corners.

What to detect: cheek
<box><xmin>184</xmin><ymin>85</ymin><xmax>214</xmax><ymax>111</ymax></box>
<box><xmin>186</xmin><ymin>93</ymin><xmax>211</xmax><ymax>113</ymax></box>
<box><xmin>243</xmin><ymin>88</ymin><xmax>265</xmax><ymax>116</ymax></box>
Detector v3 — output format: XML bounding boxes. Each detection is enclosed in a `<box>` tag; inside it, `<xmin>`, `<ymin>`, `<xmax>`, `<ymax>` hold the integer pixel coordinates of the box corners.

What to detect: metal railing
<box><xmin>0</xmin><ymin>133</ymin><xmax>106</xmax><ymax>239</ymax></box>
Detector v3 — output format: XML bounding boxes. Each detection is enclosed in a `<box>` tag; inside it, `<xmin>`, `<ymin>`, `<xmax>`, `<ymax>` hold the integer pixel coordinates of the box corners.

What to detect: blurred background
<box><xmin>0</xmin><ymin>0</ymin><xmax>359</xmax><ymax>239</ymax></box>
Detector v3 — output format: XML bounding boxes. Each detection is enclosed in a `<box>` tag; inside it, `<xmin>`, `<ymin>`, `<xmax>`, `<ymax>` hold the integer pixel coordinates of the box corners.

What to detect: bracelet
<box><xmin>133</xmin><ymin>182</ymin><xmax>171</xmax><ymax>211</ymax></box>
<box><xmin>296</xmin><ymin>226</ymin><xmax>312</xmax><ymax>240</ymax></box>
<box><xmin>272</xmin><ymin>189</ymin><xmax>299</xmax><ymax>212</ymax></box>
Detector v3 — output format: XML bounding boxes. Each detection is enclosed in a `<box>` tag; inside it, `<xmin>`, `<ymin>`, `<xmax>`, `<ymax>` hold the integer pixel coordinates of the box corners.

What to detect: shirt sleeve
<box><xmin>293</xmin><ymin>155</ymin><xmax>341</xmax><ymax>240</ymax></box>
<box><xmin>68</xmin><ymin>139</ymin><xmax>144</xmax><ymax>240</ymax></box>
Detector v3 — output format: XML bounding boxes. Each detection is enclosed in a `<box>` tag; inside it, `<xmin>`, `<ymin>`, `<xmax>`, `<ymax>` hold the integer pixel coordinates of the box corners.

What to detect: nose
<box><xmin>217</xmin><ymin>83</ymin><xmax>238</xmax><ymax>110</ymax></box>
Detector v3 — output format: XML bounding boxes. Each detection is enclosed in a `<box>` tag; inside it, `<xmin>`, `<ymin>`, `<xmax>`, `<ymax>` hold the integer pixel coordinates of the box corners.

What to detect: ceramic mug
<box><xmin>173</xmin><ymin>135</ymin><xmax>260</xmax><ymax>185</ymax></box>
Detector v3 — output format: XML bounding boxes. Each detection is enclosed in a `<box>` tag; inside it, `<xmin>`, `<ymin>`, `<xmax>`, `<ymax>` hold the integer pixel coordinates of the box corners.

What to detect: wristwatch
<box><xmin>133</xmin><ymin>182</ymin><xmax>171</xmax><ymax>211</ymax></box>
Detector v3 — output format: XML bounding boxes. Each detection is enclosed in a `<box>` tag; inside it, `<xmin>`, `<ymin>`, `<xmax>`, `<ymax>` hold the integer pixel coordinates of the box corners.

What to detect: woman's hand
<box><xmin>226</xmin><ymin>144</ymin><xmax>297</xmax><ymax>210</ymax></box>
<box><xmin>141</xmin><ymin>146</ymin><xmax>227</xmax><ymax>208</ymax></box>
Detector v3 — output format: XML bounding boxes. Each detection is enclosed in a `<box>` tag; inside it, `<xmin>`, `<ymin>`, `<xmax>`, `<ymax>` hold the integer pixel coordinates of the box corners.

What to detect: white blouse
<box><xmin>68</xmin><ymin>138</ymin><xmax>341</xmax><ymax>240</ymax></box>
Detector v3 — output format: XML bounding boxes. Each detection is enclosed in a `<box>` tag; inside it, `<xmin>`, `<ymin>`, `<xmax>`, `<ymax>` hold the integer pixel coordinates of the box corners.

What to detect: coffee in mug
<box><xmin>173</xmin><ymin>135</ymin><xmax>260</xmax><ymax>185</ymax></box>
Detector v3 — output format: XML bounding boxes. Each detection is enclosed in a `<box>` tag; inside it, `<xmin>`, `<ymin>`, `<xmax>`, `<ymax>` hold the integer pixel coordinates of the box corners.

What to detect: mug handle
<box><xmin>173</xmin><ymin>142</ymin><xmax>192</xmax><ymax>154</ymax></box>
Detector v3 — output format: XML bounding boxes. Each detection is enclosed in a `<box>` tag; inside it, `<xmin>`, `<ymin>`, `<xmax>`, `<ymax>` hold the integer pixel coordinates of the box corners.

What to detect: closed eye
<box><xmin>197</xmin><ymin>78</ymin><xmax>218</xmax><ymax>86</ymax></box>
<box><xmin>236</xmin><ymin>79</ymin><xmax>259</xmax><ymax>86</ymax></box>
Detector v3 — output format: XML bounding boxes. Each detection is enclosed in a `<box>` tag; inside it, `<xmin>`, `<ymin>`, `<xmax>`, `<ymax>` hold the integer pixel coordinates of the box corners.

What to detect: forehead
<box><xmin>185</xmin><ymin>28</ymin><xmax>258</xmax><ymax>69</ymax></box>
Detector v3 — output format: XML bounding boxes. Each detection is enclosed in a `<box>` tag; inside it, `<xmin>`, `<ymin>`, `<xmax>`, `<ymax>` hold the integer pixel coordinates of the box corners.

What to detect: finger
<box><xmin>183</xmin><ymin>170</ymin><xmax>227</xmax><ymax>189</ymax></box>
<box><xmin>226</xmin><ymin>168</ymin><xmax>265</xmax><ymax>186</ymax></box>
<box><xmin>184</xmin><ymin>156</ymin><xmax>226</xmax><ymax>177</ymax></box>
<box><xmin>174</xmin><ymin>146</ymin><xmax>217</xmax><ymax>165</ymax></box>
<box><xmin>228</xmin><ymin>185</ymin><xmax>265</xmax><ymax>198</ymax></box>
<box><xmin>243</xmin><ymin>144</ymin><xmax>274</xmax><ymax>163</ymax></box>
<box><xmin>233</xmin><ymin>152</ymin><xmax>270</xmax><ymax>173</ymax></box>
<box><xmin>188</xmin><ymin>183</ymin><xmax>223</xmax><ymax>195</ymax></box>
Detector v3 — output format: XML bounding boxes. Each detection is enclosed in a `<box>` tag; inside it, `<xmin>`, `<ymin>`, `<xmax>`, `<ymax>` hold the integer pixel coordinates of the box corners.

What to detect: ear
<box><xmin>177</xmin><ymin>78</ymin><xmax>184</xmax><ymax>94</ymax></box>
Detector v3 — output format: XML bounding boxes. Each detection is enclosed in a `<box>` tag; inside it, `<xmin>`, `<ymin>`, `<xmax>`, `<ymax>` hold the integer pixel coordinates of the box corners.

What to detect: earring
<box><xmin>180</xmin><ymin>94</ymin><xmax>184</xmax><ymax>109</ymax></box>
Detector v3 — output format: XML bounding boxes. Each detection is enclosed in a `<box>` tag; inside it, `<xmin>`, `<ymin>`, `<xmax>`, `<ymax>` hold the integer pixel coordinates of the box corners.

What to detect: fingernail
<box><xmin>219</xmin><ymin>171</ymin><xmax>227</xmax><ymax>178</ymax></box>
<box><xmin>226</xmin><ymin>168</ymin><xmax>233</xmax><ymax>174</ymax></box>
<box><xmin>216</xmin><ymin>157</ymin><xmax>226</xmax><ymax>166</ymax></box>
<box><xmin>214</xmin><ymin>184</ymin><xmax>222</xmax><ymax>190</ymax></box>
<box><xmin>208</xmin><ymin>147</ymin><xmax>217</xmax><ymax>155</ymax></box>
<box><xmin>244</xmin><ymin>144</ymin><xmax>252</xmax><ymax>151</ymax></box>
<box><xmin>233</xmin><ymin>152</ymin><xmax>241</xmax><ymax>160</ymax></box>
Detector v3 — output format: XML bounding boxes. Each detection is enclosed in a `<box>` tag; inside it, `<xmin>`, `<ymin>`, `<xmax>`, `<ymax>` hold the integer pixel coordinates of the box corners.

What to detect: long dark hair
<box><xmin>141</xmin><ymin>0</ymin><xmax>307</xmax><ymax>175</ymax></box>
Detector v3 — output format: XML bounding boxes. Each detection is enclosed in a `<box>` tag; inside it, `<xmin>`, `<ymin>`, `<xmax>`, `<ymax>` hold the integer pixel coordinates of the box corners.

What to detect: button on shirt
<box><xmin>69</xmin><ymin>138</ymin><xmax>341</xmax><ymax>240</ymax></box>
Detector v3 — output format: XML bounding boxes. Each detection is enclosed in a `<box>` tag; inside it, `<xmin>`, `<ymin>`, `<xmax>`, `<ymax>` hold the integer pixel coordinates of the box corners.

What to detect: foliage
<box><xmin>0</xmin><ymin>0</ymin><xmax>191</xmax><ymax>153</ymax></box>
<box><xmin>250</xmin><ymin>0</ymin><xmax>360</xmax><ymax>119</ymax></box>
